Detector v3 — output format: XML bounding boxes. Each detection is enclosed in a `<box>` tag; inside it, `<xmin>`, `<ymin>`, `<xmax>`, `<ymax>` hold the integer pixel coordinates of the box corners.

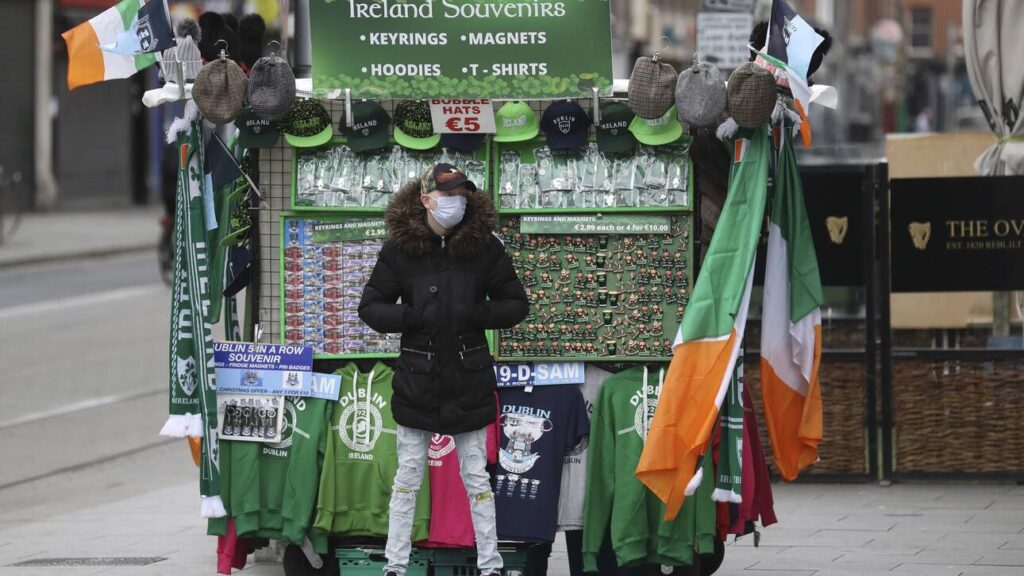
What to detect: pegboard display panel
<box><xmin>259</xmin><ymin>97</ymin><xmax>665</xmax><ymax>345</ymax></box>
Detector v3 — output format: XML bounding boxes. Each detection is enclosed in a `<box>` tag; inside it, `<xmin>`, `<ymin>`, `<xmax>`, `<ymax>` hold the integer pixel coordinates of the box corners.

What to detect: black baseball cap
<box><xmin>424</xmin><ymin>163</ymin><xmax>477</xmax><ymax>193</ymax></box>
<box><xmin>541</xmin><ymin>100</ymin><xmax>591</xmax><ymax>151</ymax></box>
<box><xmin>593</xmin><ymin>102</ymin><xmax>636</xmax><ymax>154</ymax></box>
<box><xmin>440</xmin><ymin>132</ymin><xmax>486</xmax><ymax>153</ymax></box>
<box><xmin>237</xmin><ymin>108</ymin><xmax>280</xmax><ymax>149</ymax></box>
<box><xmin>340</xmin><ymin>101</ymin><xmax>390</xmax><ymax>153</ymax></box>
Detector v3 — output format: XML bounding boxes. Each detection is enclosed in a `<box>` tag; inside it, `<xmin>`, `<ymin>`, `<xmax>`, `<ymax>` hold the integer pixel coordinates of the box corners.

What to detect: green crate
<box><xmin>431</xmin><ymin>548</ymin><xmax>528</xmax><ymax>576</ymax></box>
<box><xmin>336</xmin><ymin>548</ymin><xmax>430</xmax><ymax>576</ymax></box>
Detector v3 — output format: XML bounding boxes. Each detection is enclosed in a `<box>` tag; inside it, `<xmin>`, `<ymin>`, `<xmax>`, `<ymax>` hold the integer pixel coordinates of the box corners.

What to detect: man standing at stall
<box><xmin>359</xmin><ymin>163</ymin><xmax>529</xmax><ymax>576</ymax></box>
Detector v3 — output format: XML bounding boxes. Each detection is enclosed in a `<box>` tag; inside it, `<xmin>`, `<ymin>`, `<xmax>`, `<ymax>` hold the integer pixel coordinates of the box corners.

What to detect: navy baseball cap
<box><xmin>541</xmin><ymin>101</ymin><xmax>591</xmax><ymax>151</ymax></box>
<box><xmin>440</xmin><ymin>132</ymin><xmax>486</xmax><ymax>153</ymax></box>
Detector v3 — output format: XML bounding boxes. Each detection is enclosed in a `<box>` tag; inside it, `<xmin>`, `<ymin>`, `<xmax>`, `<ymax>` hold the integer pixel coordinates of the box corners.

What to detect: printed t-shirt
<box><xmin>495</xmin><ymin>385</ymin><xmax>589</xmax><ymax>542</ymax></box>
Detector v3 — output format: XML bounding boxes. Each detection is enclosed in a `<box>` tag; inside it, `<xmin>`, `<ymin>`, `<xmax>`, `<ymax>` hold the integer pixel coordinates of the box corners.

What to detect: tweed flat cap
<box><xmin>676</xmin><ymin>62</ymin><xmax>727</xmax><ymax>128</ymax></box>
<box><xmin>628</xmin><ymin>56</ymin><xmax>678</xmax><ymax>119</ymax></box>
<box><xmin>193</xmin><ymin>57</ymin><xmax>248</xmax><ymax>125</ymax></box>
<box><xmin>247</xmin><ymin>53</ymin><xmax>296</xmax><ymax>122</ymax></box>
<box><xmin>726</xmin><ymin>63</ymin><xmax>777</xmax><ymax>128</ymax></box>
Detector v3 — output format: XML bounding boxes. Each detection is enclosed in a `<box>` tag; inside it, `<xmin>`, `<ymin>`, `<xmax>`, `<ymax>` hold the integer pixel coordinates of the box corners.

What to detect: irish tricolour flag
<box><xmin>61</xmin><ymin>0</ymin><xmax>158</xmax><ymax>90</ymax></box>
<box><xmin>760</xmin><ymin>124</ymin><xmax>823</xmax><ymax>481</ymax></box>
<box><xmin>636</xmin><ymin>125</ymin><xmax>769</xmax><ymax>520</ymax></box>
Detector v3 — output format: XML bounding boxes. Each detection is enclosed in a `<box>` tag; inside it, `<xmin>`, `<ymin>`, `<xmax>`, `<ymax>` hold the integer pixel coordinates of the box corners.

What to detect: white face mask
<box><xmin>428</xmin><ymin>194</ymin><xmax>467</xmax><ymax>230</ymax></box>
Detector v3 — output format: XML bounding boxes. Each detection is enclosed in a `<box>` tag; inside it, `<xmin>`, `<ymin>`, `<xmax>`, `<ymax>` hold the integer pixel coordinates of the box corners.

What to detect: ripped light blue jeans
<box><xmin>385</xmin><ymin>425</ymin><xmax>502</xmax><ymax>576</ymax></box>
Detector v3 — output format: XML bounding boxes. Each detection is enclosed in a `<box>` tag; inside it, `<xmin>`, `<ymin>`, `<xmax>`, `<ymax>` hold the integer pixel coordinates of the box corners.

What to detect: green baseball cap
<box><xmin>340</xmin><ymin>100</ymin><xmax>390</xmax><ymax>153</ymax></box>
<box><xmin>394</xmin><ymin>100</ymin><xmax>440</xmax><ymax>150</ymax></box>
<box><xmin>493</xmin><ymin>101</ymin><xmax>539</xmax><ymax>143</ymax></box>
<box><xmin>284</xmin><ymin>98</ymin><xmax>334</xmax><ymax>148</ymax></box>
<box><xmin>236</xmin><ymin>108</ymin><xmax>280</xmax><ymax>149</ymax></box>
<box><xmin>593</xmin><ymin>102</ymin><xmax>636</xmax><ymax>154</ymax></box>
<box><xmin>628</xmin><ymin>105</ymin><xmax>683</xmax><ymax>146</ymax></box>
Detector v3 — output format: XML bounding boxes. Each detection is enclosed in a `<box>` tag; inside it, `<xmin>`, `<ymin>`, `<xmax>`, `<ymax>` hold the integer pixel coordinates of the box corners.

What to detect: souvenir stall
<box><xmin>135</xmin><ymin>1</ymin><xmax>832</xmax><ymax>575</ymax></box>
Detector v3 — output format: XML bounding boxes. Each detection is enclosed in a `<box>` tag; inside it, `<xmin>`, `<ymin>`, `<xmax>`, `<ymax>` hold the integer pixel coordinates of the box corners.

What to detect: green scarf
<box><xmin>713</xmin><ymin>348</ymin><xmax>744</xmax><ymax>503</ymax></box>
<box><xmin>160</xmin><ymin>124</ymin><xmax>204</xmax><ymax>438</ymax></box>
<box><xmin>160</xmin><ymin>113</ymin><xmax>225</xmax><ymax>517</ymax></box>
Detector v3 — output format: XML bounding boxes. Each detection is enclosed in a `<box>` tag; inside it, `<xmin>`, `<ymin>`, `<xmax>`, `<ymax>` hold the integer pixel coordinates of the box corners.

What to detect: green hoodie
<box><xmin>313</xmin><ymin>362</ymin><xmax>430</xmax><ymax>539</ymax></box>
<box><xmin>582</xmin><ymin>366</ymin><xmax>715</xmax><ymax>570</ymax></box>
<box><xmin>209</xmin><ymin>396</ymin><xmax>329</xmax><ymax>551</ymax></box>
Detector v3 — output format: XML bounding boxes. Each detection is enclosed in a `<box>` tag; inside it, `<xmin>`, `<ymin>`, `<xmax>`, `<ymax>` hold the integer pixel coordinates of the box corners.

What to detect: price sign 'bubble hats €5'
<box><xmin>493</xmin><ymin>101</ymin><xmax>539</xmax><ymax>143</ymax></box>
<box><xmin>394</xmin><ymin>100</ymin><xmax>441</xmax><ymax>150</ymax></box>
<box><xmin>340</xmin><ymin>100</ymin><xmax>390</xmax><ymax>153</ymax></box>
<box><xmin>283</xmin><ymin>98</ymin><xmax>334</xmax><ymax>148</ymax></box>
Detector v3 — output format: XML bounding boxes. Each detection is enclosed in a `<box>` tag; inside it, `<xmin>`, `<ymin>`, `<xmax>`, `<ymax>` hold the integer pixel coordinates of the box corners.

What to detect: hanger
<box><xmin>651</xmin><ymin>36</ymin><xmax>671</xmax><ymax>62</ymax></box>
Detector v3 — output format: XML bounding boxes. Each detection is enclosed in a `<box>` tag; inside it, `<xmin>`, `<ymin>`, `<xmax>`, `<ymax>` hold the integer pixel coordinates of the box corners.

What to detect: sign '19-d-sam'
<box><xmin>310</xmin><ymin>0</ymin><xmax>613</xmax><ymax>99</ymax></box>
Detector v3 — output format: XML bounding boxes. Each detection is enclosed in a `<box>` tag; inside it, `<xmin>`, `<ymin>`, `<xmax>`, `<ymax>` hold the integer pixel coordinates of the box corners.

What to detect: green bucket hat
<box><xmin>284</xmin><ymin>98</ymin><xmax>334</xmax><ymax>148</ymax></box>
<box><xmin>493</xmin><ymin>101</ymin><xmax>539</xmax><ymax>143</ymax></box>
<box><xmin>628</xmin><ymin>105</ymin><xmax>683</xmax><ymax>146</ymax></box>
<box><xmin>394</xmin><ymin>100</ymin><xmax>440</xmax><ymax>150</ymax></box>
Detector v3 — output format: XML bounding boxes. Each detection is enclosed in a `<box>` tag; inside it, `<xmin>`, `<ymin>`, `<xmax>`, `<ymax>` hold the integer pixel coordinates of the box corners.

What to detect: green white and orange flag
<box><xmin>636</xmin><ymin>124</ymin><xmax>769</xmax><ymax>520</ymax></box>
<box><xmin>61</xmin><ymin>0</ymin><xmax>160</xmax><ymax>90</ymax></box>
<box><xmin>760</xmin><ymin>123</ymin><xmax>823</xmax><ymax>481</ymax></box>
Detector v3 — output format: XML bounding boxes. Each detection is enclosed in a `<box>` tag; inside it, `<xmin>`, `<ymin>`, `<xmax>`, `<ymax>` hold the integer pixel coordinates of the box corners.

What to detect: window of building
<box><xmin>909</xmin><ymin>6</ymin><xmax>933</xmax><ymax>56</ymax></box>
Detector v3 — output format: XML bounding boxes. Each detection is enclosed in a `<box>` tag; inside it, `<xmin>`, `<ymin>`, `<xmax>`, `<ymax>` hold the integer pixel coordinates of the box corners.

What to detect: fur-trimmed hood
<box><xmin>385</xmin><ymin>179</ymin><xmax>498</xmax><ymax>259</ymax></box>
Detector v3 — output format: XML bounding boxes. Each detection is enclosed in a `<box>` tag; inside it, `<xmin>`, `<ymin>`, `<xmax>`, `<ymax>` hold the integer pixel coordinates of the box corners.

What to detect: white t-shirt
<box><xmin>557</xmin><ymin>365</ymin><xmax>612</xmax><ymax>531</ymax></box>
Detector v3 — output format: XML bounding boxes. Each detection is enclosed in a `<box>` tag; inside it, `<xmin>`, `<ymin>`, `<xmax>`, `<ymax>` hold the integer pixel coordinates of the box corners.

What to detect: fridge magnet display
<box><xmin>281</xmin><ymin>215</ymin><xmax>398</xmax><ymax>358</ymax></box>
<box><xmin>496</xmin><ymin>213</ymin><xmax>692</xmax><ymax>361</ymax></box>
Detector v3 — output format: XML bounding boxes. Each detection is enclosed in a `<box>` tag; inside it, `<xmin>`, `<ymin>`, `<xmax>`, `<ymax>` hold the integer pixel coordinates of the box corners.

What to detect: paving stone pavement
<box><xmin>0</xmin><ymin>464</ymin><xmax>1020</xmax><ymax>576</ymax></box>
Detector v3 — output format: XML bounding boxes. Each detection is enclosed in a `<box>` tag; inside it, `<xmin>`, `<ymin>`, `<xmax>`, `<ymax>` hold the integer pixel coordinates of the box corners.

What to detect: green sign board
<box><xmin>520</xmin><ymin>214</ymin><xmax>672</xmax><ymax>235</ymax></box>
<box><xmin>312</xmin><ymin>219</ymin><xmax>388</xmax><ymax>243</ymax></box>
<box><xmin>309</xmin><ymin>0</ymin><xmax>613</xmax><ymax>99</ymax></box>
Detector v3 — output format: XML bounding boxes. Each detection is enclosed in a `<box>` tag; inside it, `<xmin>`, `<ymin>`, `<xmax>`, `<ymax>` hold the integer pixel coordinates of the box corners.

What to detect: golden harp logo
<box><xmin>909</xmin><ymin>222</ymin><xmax>931</xmax><ymax>250</ymax></box>
<box><xmin>826</xmin><ymin>216</ymin><xmax>848</xmax><ymax>244</ymax></box>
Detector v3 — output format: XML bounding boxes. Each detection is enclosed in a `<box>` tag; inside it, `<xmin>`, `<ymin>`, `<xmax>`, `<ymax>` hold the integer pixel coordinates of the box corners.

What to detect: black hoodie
<box><xmin>358</xmin><ymin>179</ymin><xmax>528</xmax><ymax>434</ymax></box>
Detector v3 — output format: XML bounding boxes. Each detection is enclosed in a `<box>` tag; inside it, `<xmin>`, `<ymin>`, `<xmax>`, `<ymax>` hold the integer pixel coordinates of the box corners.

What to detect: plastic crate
<box><xmin>336</xmin><ymin>548</ymin><xmax>430</xmax><ymax>576</ymax></box>
<box><xmin>431</xmin><ymin>548</ymin><xmax>528</xmax><ymax>576</ymax></box>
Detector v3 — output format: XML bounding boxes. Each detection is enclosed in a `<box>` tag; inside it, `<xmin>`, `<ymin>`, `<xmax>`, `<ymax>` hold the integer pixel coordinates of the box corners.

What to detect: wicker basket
<box><xmin>745</xmin><ymin>360</ymin><xmax>868</xmax><ymax>476</ymax></box>
<box><xmin>893</xmin><ymin>358</ymin><xmax>1024</xmax><ymax>474</ymax></box>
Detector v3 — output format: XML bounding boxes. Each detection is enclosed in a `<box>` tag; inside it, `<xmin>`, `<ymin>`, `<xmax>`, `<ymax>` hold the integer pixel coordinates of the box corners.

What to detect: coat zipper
<box><xmin>458</xmin><ymin>343</ymin><xmax>489</xmax><ymax>359</ymax></box>
<box><xmin>401</xmin><ymin>346</ymin><xmax>434</xmax><ymax>360</ymax></box>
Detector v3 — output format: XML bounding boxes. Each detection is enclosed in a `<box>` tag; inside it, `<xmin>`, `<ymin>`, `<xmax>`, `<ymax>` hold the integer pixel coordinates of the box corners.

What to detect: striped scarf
<box><xmin>159</xmin><ymin>107</ymin><xmax>225</xmax><ymax>517</ymax></box>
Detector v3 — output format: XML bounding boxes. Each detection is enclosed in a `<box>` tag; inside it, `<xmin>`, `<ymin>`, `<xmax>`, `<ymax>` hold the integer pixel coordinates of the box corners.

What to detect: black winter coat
<box><xmin>358</xmin><ymin>181</ymin><xmax>528</xmax><ymax>435</ymax></box>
